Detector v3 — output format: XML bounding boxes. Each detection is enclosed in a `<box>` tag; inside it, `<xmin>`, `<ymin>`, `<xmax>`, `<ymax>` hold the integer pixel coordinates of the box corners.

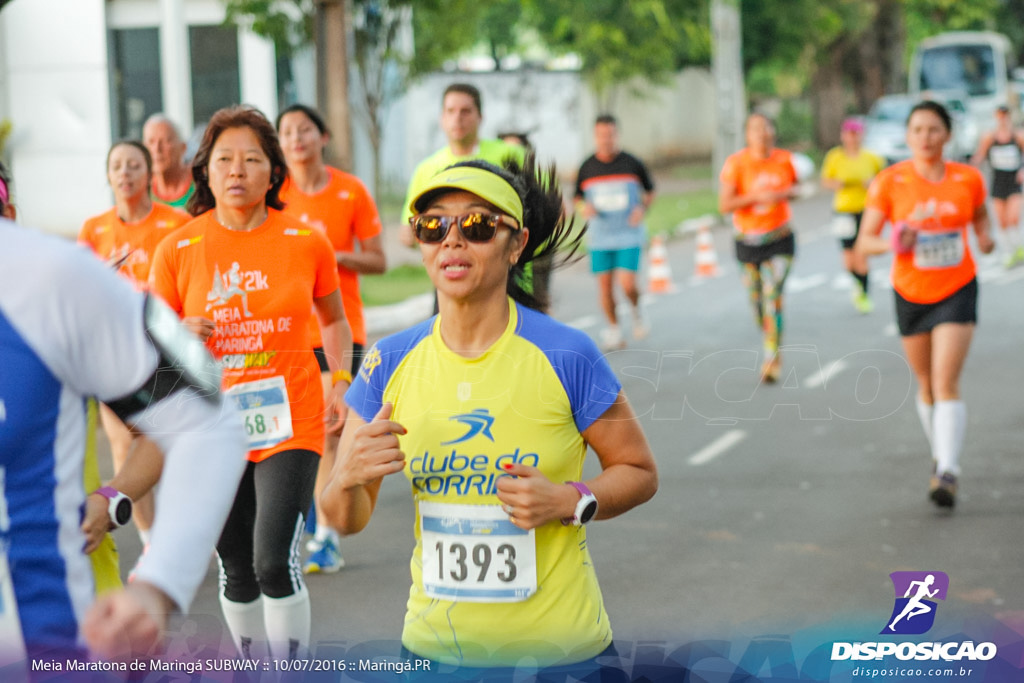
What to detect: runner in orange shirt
<box><xmin>78</xmin><ymin>140</ymin><xmax>191</xmax><ymax>545</ymax></box>
<box><xmin>718</xmin><ymin>113</ymin><xmax>799</xmax><ymax>382</ymax></box>
<box><xmin>857</xmin><ymin>100</ymin><xmax>995</xmax><ymax>509</ymax></box>
<box><xmin>150</xmin><ymin>105</ymin><xmax>352</xmax><ymax>661</ymax></box>
<box><xmin>277</xmin><ymin>104</ymin><xmax>386</xmax><ymax>573</ymax></box>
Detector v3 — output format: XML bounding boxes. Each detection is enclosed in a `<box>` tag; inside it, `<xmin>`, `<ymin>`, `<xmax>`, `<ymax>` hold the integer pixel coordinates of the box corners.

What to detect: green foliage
<box><xmin>646</xmin><ymin>188</ymin><xmax>719</xmax><ymax>238</ymax></box>
<box><xmin>360</xmin><ymin>264</ymin><xmax>433</xmax><ymax>306</ymax></box>
<box><xmin>904</xmin><ymin>0</ymin><xmax>1000</xmax><ymax>56</ymax></box>
<box><xmin>524</xmin><ymin>0</ymin><xmax>709</xmax><ymax>98</ymax></box>
<box><xmin>223</xmin><ymin>0</ymin><xmax>313</xmax><ymax>56</ymax></box>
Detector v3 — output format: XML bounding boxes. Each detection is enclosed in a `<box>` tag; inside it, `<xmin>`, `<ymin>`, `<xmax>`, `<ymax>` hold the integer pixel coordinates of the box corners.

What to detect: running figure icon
<box><xmin>887</xmin><ymin>574</ymin><xmax>939</xmax><ymax>632</ymax></box>
<box><xmin>206</xmin><ymin>262</ymin><xmax>254</xmax><ymax>316</ymax></box>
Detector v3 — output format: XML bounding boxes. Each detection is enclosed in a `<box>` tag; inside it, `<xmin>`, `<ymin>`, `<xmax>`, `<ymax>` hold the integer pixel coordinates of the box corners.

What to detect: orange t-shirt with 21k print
<box><xmin>149</xmin><ymin>209</ymin><xmax>341</xmax><ymax>462</ymax></box>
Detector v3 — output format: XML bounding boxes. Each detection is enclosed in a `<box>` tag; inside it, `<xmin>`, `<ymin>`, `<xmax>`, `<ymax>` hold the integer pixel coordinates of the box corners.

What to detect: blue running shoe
<box><xmin>304</xmin><ymin>537</ymin><xmax>344</xmax><ymax>573</ymax></box>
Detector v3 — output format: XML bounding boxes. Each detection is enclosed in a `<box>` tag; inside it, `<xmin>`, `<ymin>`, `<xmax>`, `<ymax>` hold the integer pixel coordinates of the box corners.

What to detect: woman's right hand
<box><xmin>339</xmin><ymin>403</ymin><xmax>408</xmax><ymax>488</ymax></box>
<box><xmin>891</xmin><ymin>221</ymin><xmax>917</xmax><ymax>254</ymax></box>
<box><xmin>182</xmin><ymin>316</ymin><xmax>216</xmax><ymax>342</ymax></box>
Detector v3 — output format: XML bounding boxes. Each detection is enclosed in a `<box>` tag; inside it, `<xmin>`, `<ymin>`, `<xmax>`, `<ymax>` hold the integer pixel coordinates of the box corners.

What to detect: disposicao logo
<box><xmin>441</xmin><ymin>409</ymin><xmax>496</xmax><ymax>445</ymax></box>
<box><xmin>831</xmin><ymin>570</ymin><xmax>998</xmax><ymax>663</ymax></box>
<box><xmin>883</xmin><ymin>570</ymin><xmax>948</xmax><ymax>635</ymax></box>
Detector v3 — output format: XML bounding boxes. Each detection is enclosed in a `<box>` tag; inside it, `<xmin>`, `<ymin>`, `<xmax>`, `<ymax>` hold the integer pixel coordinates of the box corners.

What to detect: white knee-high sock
<box><xmin>915</xmin><ymin>396</ymin><xmax>933</xmax><ymax>447</ymax></box>
<box><xmin>220</xmin><ymin>596</ymin><xmax>265</xmax><ymax>659</ymax></box>
<box><xmin>263</xmin><ymin>586</ymin><xmax>311</xmax><ymax>660</ymax></box>
<box><xmin>314</xmin><ymin>524</ymin><xmax>339</xmax><ymax>546</ymax></box>
<box><xmin>932</xmin><ymin>400</ymin><xmax>966</xmax><ymax>476</ymax></box>
<box><xmin>1005</xmin><ymin>226</ymin><xmax>1022</xmax><ymax>250</ymax></box>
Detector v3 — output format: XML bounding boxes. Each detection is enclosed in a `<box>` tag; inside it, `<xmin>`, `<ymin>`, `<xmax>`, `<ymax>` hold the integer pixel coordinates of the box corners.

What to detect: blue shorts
<box><xmin>590</xmin><ymin>246</ymin><xmax>642</xmax><ymax>274</ymax></box>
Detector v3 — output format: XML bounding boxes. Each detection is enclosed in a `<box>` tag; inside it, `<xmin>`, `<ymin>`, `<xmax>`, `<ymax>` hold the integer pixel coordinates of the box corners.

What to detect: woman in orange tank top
<box><xmin>857</xmin><ymin>100</ymin><xmax>994</xmax><ymax>510</ymax></box>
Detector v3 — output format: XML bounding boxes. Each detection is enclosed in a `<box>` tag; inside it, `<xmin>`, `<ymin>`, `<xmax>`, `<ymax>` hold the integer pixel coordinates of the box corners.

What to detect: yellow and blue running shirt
<box><xmin>347</xmin><ymin>298</ymin><xmax>622</xmax><ymax>667</ymax></box>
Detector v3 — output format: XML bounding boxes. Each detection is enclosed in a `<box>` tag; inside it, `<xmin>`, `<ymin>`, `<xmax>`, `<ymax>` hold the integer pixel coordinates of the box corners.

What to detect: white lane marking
<box><xmin>568</xmin><ymin>314</ymin><xmax>599</xmax><ymax>330</ymax></box>
<box><xmin>804</xmin><ymin>359</ymin><xmax>848</xmax><ymax>389</ymax></box>
<box><xmin>786</xmin><ymin>273</ymin><xmax>829</xmax><ymax>293</ymax></box>
<box><xmin>688</xmin><ymin>429</ymin><xmax>747</xmax><ymax>466</ymax></box>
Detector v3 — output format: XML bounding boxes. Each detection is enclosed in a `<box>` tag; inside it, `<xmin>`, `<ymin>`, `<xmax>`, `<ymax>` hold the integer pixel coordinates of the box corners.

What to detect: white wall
<box><xmin>2</xmin><ymin>0</ymin><xmax>113</xmax><ymax>234</ymax></box>
<box><xmin>394</xmin><ymin>68</ymin><xmax>714</xmax><ymax>194</ymax></box>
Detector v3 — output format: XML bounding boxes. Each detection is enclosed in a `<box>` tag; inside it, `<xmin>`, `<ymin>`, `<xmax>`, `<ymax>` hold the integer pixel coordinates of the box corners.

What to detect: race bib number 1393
<box><xmin>419</xmin><ymin>502</ymin><xmax>537</xmax><ymax>603</ymax></box>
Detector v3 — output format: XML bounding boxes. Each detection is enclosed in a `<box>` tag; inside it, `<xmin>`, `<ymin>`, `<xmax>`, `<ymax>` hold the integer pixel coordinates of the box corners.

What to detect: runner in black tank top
<box><xmin>971</xmin><ymin>104</ymin><xmax>1024</xmax><ymax>267</ymax></box>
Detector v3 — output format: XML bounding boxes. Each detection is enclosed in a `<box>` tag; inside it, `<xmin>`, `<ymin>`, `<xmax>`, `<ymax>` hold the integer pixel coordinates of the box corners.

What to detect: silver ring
<box><xmin>502</xmin><ymin>504</ymin><xmax>513</xmax><ymax>515</ymax></box>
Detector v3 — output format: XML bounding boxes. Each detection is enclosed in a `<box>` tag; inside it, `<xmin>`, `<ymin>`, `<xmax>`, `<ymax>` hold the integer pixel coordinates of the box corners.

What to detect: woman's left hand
<box><xmin>495</xmin><ymin>463</ymin><xmax>577</xmax><ymax>530</ymax></box>
<box><xmin>80</xmin><ymin>492</ymin><xmax>111</xmax><ymax>554</ymax></box>
<box><xmin>324</xmin><ymin>381</ymin><xmax>349</xmax><ymax>435</ymax></box>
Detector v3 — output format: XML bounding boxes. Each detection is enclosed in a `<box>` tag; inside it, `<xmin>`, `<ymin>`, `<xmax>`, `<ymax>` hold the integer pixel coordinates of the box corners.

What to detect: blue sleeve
<box><xmin>517</xmin><ymin>306</ymin><xmax>622</xmax><ymax>433</ymax></box>
<box><xmin>344</xmin><ymin>318</ymin><xmax>433</xmax><ymax>422</ymax></box>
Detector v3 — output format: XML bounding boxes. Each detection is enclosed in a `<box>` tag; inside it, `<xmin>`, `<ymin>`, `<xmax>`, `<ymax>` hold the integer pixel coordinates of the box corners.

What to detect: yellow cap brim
<box><xmin>409</xmin><ymin>165</ymin><xmax>523</xmax><ymax>226</ymax></box>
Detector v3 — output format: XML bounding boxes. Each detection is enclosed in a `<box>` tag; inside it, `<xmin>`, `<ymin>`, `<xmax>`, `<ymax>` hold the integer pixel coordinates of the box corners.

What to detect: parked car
<box><xmin>863</xmin><ymin>93</ymin><xmax>977</xmax><ymax>165</ymax></box>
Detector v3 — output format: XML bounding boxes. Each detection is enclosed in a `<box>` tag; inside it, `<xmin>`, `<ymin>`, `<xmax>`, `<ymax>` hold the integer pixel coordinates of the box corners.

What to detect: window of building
<box><xmin>189</xmin><ymin>25</ymin><xmax>241</xmax><ymax>128</ymax></box>
<box><xmin>109</xmin><ymin>28</ymin><xmax>163</xmax><ymax>140</ymax></box>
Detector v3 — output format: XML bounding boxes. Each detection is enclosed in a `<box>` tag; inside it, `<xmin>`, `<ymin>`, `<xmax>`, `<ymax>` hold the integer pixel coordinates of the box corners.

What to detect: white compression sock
<box><xmin>263</xmin><ymin>586</ymin><xmax>311</xmax><ymax>660</ymax></box>
<box><xmin>1004</xmin><ymin>226</ymin><xmax>1022</xmax><ymax>250</ymax></box>
<box><xmin>932</xmin><ymin>400</ymin><xmax>966</xmax><ymax>477</ymax></box>
<box><xmin>915</xmin><ymin>396</ymin><xmax>933</xmax><ymax>447</ymax></box>
<box><xmin>314</xmin><ymin>524</ymin><xmax>339</xmax><ymax>545</ymax></box>
<box><xmin>219</xmin><ymin>596</ymin><xmax>265</xmax><ymax>659</ymax></box>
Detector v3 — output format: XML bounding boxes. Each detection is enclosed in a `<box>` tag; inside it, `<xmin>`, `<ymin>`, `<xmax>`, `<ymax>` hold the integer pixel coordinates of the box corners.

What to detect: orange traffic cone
<box><xmin>647</xmin><ymin>235</ymin><xmax>675</xmax><ymax>293</ymax></box>
<box><xmin>694</xmin><ymin>223</ymin><xmax>720</xmax><ymax>278</ymax></box>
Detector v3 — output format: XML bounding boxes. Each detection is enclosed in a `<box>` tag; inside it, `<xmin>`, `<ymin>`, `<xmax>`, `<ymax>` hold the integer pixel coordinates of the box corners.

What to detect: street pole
<box><xmin>711</xmin><ymin>0</ymin><xmax>746</xmax><ymax>188</ymax></box>
<box><xmin>159</xmin><ymin>0</ymin><xmax>193</xmax><ymax>135</ymax></box>
<box><xmin>315</xmin><ymin>0</ymin><xmax>353</xmax><ymax>171</ymax></box>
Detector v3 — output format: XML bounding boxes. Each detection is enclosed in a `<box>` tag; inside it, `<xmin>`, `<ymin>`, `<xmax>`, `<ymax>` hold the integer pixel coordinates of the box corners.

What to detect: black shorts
<box><xmin>735</xmin><ymin>231</ymin><xmax>796</xmax><ymax>265</ymax></box>
<box><xmin>837</xmin><ymin>212</ymin><xmax>863</xmax><ymax>250</ymax></box>
<box><xmin>313</xmin><ymin>343</ymin><xmax>366</xmax><ymax>374</ymax></box>
<box><xmin>990</xmin><ymin>170</ymin><xmax>1022</xmax><ymax>200</ymax></box>
<box><xmin>895</xmin><ymin>278</ymin><xmax>977</xmax><ymax>336</ymax></box>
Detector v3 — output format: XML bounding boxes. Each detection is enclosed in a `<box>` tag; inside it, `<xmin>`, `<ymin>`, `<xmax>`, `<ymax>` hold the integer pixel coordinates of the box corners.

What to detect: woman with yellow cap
<box><xmin>321</xmin><ymin>157</ymin><xmax>658</xmax><ymax>675</ymax></box>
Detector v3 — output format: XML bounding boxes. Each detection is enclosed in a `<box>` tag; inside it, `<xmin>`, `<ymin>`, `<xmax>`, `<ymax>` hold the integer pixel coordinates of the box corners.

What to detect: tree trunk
<box><xmin>315</xmin><ymin>0</ymin><xmax>353</xmax><ymax>172</ymax></box>
<box><xmin>812</xmin><ymin>43</ymin><xmax>848</xmax><ymax>149</ymax></box>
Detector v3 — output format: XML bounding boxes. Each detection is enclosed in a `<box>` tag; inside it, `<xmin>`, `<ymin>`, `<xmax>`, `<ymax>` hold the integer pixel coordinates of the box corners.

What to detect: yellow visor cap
<box><xmin>410</xmin><ymin>165</ymin><xmax>524</xmax><ymax>226</ymax></box>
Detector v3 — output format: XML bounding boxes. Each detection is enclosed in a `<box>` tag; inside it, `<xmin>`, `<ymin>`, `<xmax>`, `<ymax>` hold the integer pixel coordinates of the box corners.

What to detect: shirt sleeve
<box><xmin>821</xmin><ymin>149</ymin><xmax>839</xmax><ymax>180</ymax></box>
<box><xmin>719</xmin><ymin>153</ymin><xmax>739</xmax><ymax>188</ymax></box>
<box><xmin>149</xmin><ymin>236</ymin><xmax>183</xmax><ymax>314</ymax></box>
<box><xmin>8</xmin><ymin>233</ymin><xmax>159</xmax><ymax>402</ymax></box>
<box><xmin>865</xmin><ymin>170</ymin><xmax>892</xmax><ymax>218</ymax></box>
<box><xmin>551</xmin><ymin>344</ymin><xmax>622</xmax><ymax>433</ymax></box>
<box><xmin>77</xmin><ymin>220</ymin><xmax>96</xmax><ymax>250</ymax></box>
<box><xmin>634</xmin><ymin>156</ymin><xmax>655</xmax><ymax>192</ymax></box>
<box><xmin>352</xmin><ymin>179</ymin><xmax>383</xmax><ymax>240</ymax></box>
<box><xmin>311</xmin><ymin>230</ymin><xmax>341</xmax><ymax>298</ymax></box>
<box><xmin>345</xmin><ymin>343</ymin><xmax>386</xmax><ymax>422</ymax></box>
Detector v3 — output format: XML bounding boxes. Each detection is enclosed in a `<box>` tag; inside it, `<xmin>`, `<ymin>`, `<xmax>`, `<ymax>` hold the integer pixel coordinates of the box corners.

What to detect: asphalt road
<box><xmin>109</xmin><ymin>192</ymin><xmax>1024</xmax><ymax>681</ymax></box>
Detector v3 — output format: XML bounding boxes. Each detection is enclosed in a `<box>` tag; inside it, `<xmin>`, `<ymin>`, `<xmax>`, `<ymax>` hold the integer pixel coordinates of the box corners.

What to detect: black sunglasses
<box><xmin>410</xmin><ymin>212</ymin><xmax>520</xmax><ymax>243</ymax></box>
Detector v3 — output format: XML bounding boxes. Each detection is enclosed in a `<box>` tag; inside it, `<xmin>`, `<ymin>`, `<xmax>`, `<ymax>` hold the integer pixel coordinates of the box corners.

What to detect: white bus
<box><xmin>909</xmin><ymin>31</ymin><xmax>1018</xmax><ymax>149</ymax></box>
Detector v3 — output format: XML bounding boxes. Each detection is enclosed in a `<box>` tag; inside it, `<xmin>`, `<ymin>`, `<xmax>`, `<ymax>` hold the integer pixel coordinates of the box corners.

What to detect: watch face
<box><xmin>580</xmin><ymin>499</ymin><xmax>598</xmax><ymax>524</ymax></box>
<box><xmin>114</xmin><ymin>498</ymin><xmax>133</xmax><ymax>526</ymax></box>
